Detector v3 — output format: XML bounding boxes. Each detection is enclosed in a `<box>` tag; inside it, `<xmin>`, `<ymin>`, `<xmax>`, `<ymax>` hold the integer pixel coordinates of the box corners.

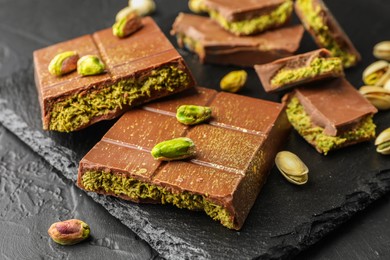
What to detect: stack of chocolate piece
<box><xmin>171</xmin><ymin>0</ymin><xmax>304</xmax><ymax>67</ymax></box>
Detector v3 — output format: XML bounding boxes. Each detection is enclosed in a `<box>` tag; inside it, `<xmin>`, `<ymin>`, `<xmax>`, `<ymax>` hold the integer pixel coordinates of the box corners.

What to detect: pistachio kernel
<box><xmin>128</xmin><ymin>0</ymin><xmax>156</xmax><ymax>16</ymax></box>
<box><xmin>375</xmin><ymin>128</ymin><xmax>390</xmax><ymax>155</ymax></box>
<box><xmin>373</xmin><ymin>41</ymin><xmax>390</xmax><ymax>61</ymax></box>
<box><xmin>48</xmin><ymin>219</ymin><xmax>90</xmax><ymax>245</ymax></box>
<box><xmin>362</xmin><ymin>60</ymin><xmax>389</xmax><ymax>86</ymax></box>
<box><xmin>275</xmin><ymin>151</ymin><xmax>309</xmax><ymax>185</ymax></box>
<box><xmin>176</xmin><ymin>105</ymin><xmax>212</xmax><ymax>125</ymax></box>
<box><xmin>48</xmin><ymin>51</ymin><xmax>79</xmax><ymax>76</ymax></box>
<box><xmin>77</xmin><ymin>55</ymin><xmax>106</xmax><ymax>76</ymax></box>
<box><xmin>220</xmin><ymin>70</ymin><xmax>248</xmax><ymax>93</ymax></box>
<box><xmin>151</xmin><ymin>137</ymin><xmax>196</xmax><ymax>161</ymax></box>
<box><xmin>113</xmin><ymin>11</ymin><xmax>142</xmax><ymax>38</ymax></box>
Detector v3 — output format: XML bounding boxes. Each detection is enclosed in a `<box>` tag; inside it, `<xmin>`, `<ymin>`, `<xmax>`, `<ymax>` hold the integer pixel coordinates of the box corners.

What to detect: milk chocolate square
<box><xmin>33</xmin><ymin>17</ymin><xmax>195</xmax><ymax>132</ymax></box>
<box><xmin>77</xmin><ymin>87</ymin><xmax>291</xmax><ymax>230</ymax></box>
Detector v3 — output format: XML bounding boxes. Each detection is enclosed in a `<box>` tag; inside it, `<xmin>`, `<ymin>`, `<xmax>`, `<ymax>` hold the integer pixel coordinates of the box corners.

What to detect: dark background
<box><xmin>0</xmin><ymin>0</ymin><xmax>390</xmax><ymax>259</ymax></box>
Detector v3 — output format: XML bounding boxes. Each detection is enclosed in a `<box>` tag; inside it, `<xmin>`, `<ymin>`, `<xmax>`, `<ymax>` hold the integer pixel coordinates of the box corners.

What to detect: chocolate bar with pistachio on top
<box><xmin>283</xmin><ymin>78</ymin><xmax>377</xmax><ymax>155</ymax></box>
<box><xmin>202</xmin><ymin>0</ymin><xmax>294</xmax><ymax>36</ymax></box>
<box><xmin>33</xmin><ymin>17</ymin><xmax>195</xmax><ymax>132</ymax></box>
<box><xmin>255</xmin><ymin>48</ymin><xmax>344</xmax><ymax>93</ymax></box>
<box><xmin>77</xmin><ymin>87</ymin><xmax>291</xmax><ymax>230</ymax></box>
<box><xmin>171</xmin><ymin>13</ymin><xmax>304</xmax><ymax>67</ymax></box>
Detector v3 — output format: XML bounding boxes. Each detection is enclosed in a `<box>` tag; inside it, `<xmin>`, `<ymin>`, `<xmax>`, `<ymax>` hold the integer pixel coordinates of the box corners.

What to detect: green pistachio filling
<box><xmin>81</xmin><ymin>170</ymin><xmax>234</xmax><ymax>229</ymax></box>
<box><xmin>296</xmin><ymin>0</ymin><xmax>358</xmax><ymax>68</ymax></box>
<box><xmin>286</xmin><ymin>97</ymin><xmax>376</xmax><ymax>155</ymax></box>
<box><xmin>208</xmin><ymin>0</ymin><xmax>293</xmax><ymax>35</ymax></box>
<box><xmin>270</xmin><ymin>57</ymin><xmax>343</xmax><ymax>88</ymax></box>
<box><xmin>49</xmin><ymin>66</ymin><xmax>189</xmax><ymax>132</ymax></box>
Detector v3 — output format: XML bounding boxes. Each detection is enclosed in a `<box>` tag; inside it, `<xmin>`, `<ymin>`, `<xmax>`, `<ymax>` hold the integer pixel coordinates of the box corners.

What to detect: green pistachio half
<box><xmin>151</xmin><ymin>137</ymin><xmax>196</xmax><ymax>161</ymax></box>
<box><xmin>77</xmin><ymin>55</ymin><xmax>106</xmax><ymax>76</ymax></box>
<box><xmin>176</xmin><ymin>105</ymin><xmax>212</xmax><ymax>125</ymax></box>
<box><xmin>220</xmin><ymin>70</ymin><xmax>248</xmax><ymax>93</ymax></box>
<box><xmin>373</xmin><ymin>41</ymin><xmax>390</xmax><ymax>61</ymax></box>
<box><xmin>48</xmin><ymin>51</ymin><xmax>79</xmax><ymax>76</ymax></box>
<box><xmin>113</xmin><ymin>11</ymin><xmax>142</xmax><ymax>38</ymax></box>
<box><xmin>375</xmin><ymin>128</ymin><xmax>390</xmax><ymax>155</ymax></box>
<box><xmin>48</xmin><ymin>219</ymin><xmax>90</xmax><ymax>245</ymax></box>
<box><xmin>362</xmin><ymin>60</ymin><xmax>389</xmax><ymax>86</ymax></box>
<box><xmin>275</xmin><ymin>151</ymin><xmax>309</xmax><ymax>185</ymax></box>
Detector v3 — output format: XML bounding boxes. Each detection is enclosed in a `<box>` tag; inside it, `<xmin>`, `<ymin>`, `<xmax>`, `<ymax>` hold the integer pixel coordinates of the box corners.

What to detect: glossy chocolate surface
<box><xmin>293</xmin><ymin>78</ymin><xmax>377</xmax><ymax>136</ymax></box>
<box><xmin>33</xmin><ymin>17</ymin><xmax>195</xmax><ymax>130</ymax></box>
<box><xmin>78</xmin><ymin>87</ymin><xmax>291</xmax><ymax>230</ymax></box>
<box><xmin>171</xmin><ymin>13</ymin><xmax>304</xmax><ymax>67</ymax></box>
<box><xmin>255</xmin><ymin>48</ymin><xmax>345</xmax><ymax>93</ymax></box>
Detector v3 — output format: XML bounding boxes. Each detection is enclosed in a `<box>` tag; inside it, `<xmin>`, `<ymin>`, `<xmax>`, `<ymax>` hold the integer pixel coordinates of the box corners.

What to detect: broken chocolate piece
<box><xmin>255</xmin><ymin>48</ymin><xmax>344</xmax><ymax>93</ymax></box>
<box><xmin>203</xmin><ymin>0</ymin><xmax>294</xmax><ymax>36</ymax></box>
<box><xmin>284</xmin><ymin>78</ymin><xmax>378</xmax><ymax>155</ymax></box>
<box><xmin>33</xmin><ymin>17</ymin><xmax>195</xmax><ymax>132</ymax></box>
<box><xmin>77</xmin><ymin>87</ymin><xmax>291</xmax><ymax>230</ymax></box>
<box><xmin>294</xmin><ymin>0</ymin><xmax>361</xmax><ymax>68</ymax></box>
<box><xmin>171</xmin><ymin>13</ymin><xmax>304</xmax><ymax>67</ymax></box>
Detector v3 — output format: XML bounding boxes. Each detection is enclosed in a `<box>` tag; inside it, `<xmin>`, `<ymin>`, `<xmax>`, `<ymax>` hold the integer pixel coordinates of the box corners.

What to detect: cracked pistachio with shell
<box><xmin>373</xmin><ymin>41</ymin><xmax>390</xmax><ymax>61</ymax></box>
<box><xmin>375</xmin><ymin>128</ymin><xmax>390</xmax><ymax>155</ymax></box>
<box><xmin>359</xmin><ymin>86</ymin><xmax>390</xmax><ymax>110</ymax></box>
<box><xmin>362</xmin><ymin>60</ymin><xmax>389</xmax><ymax>86</ymax></box>
<box><xmin>275</xmin><ymin>151</ymin><xmax>308</xmax><ymax>185</ymax></box>
<box><xmin>116</xmin><ymin>0</ymin><xmax>155</xmax><ymax>22</ymax></box>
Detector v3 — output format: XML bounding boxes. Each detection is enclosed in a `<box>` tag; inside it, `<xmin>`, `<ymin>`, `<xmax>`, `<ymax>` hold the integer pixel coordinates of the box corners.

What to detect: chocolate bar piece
<box><xmin>33</xmin><ymin>17</ymin><xmax>195</xmax><ymax>132</ymax></box>
<box><xmin>283</xmin><ymin>78</ymin><xmax>377</xmax><ymax>155</ymax></box>
<box><xmin>255</xmin><ymin>48</ymin><xmax>344</xmax><ymax>93</ymax></box>
<box><xmin>77</xmin><ymin>87</ymin><xmax>291</xmax><ymax>230</ymax></box>
<box><xmin>202</xmin><ymin>0</ymin><xmax>294</xmax><ymax>36</ymax></box>
<box><xmin>294</xmin><ymin>0</ymin><xmax>361</xmax><ymax>68</ymax></box>
<box><xmin>171</xmin><ymin>13</ymin><xmax>304</xmax><ymax>67</ymax></box>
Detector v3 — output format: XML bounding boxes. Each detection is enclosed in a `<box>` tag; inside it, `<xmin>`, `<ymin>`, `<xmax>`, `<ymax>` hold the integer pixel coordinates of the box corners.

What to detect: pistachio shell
<box><xmin>375</xmin><ymin>128</ymin><xmax>390</xmax><ymax>155</ymax></box>
<box><xmin>384</xmin><ymin>79</ymin><xmax>390</xmax><ymax>91</ymax></box>
<box><xmin>373</xmin><ymin>41</ymin><xmax>390</xmax><ymax>61</ymax></box>
<box><xmin>362</xmin><ymin>60</ymin><xmax>389</xmax><ymax>86</ymax></box>
<box><xmin>115</xmin><ymin>6</ymin><xmax>134</xmax><ymax>22</ymax></box>
<box><xmin>128</xmin><ymin>0</ymin><xmax>156</xmax><ymax>16</ymax></box>
<box><xmin>359</xmin><ymin>86</ymin><xmax>390</xmax><ymax>110</ymax></box>
<box><xmin>275</xmin><ymin>151</ymin><xmax>309</xmax><ymax>185</ymax></box>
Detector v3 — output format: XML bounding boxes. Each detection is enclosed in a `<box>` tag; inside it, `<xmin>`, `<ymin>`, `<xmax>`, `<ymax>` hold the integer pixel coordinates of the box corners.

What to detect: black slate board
<box><xmin>0</xmin><ymin>0</ymin><xmax>390</xmax><ymax>259</ymax></box>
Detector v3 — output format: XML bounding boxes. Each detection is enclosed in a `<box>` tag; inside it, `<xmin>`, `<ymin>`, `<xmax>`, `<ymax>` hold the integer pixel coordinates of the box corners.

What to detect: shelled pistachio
<box><xmin>151</xmin><ymin>137</ymin><xmax>196</xmax><ymax>161</ymax></box>
<box><xmin>220</xmin><ymin>70</ymin><xmax>248</xmax><ymax>93</ymax></box>
<box><xmin>176</xmin><ymin>105</ymin><xmax>212</xmax><ymax>125</ymax></box>
<box><xmin>48</xmin><ymin>51</ymin><xmax>79</xmax><ymax>76</ymax></box>
<box><xmin>48</xmin><ymin>219</ymin><xmax>90</xmax><ymax>245</ymax></box>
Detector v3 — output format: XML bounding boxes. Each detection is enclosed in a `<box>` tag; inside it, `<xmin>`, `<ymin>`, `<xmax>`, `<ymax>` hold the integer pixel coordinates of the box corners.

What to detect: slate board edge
<box><xmin>1</xmin><ymin>93</ymin><xmax>390</xmax><ymax>259</ymax></box>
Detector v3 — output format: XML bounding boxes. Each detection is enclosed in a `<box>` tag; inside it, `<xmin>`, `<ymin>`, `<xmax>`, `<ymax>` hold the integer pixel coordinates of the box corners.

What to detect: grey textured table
<box><xmin>1</xmin><ymin>0</ymin><xmax>390</xmax><ymax>259</ymax></box>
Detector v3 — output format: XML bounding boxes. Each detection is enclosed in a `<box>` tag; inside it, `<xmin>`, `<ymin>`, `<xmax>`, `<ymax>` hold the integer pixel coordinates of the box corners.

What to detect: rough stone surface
<box><xmin>0</xmin><ymin>0</ymin><xmax>390</xmax><ymax>259</ymax></box>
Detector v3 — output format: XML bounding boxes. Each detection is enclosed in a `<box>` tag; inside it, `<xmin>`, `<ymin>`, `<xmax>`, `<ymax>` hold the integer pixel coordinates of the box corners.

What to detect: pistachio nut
<box><xmin>188</xmin><ymin>0</ymin><xmax>207</xmax><ymax>13</ymax></box>
<box><xmin>176</xmin><ymin>105</ymin><xmax>212</xmax><ymax>125</ymax></box>
<box><xmin>275</xmin><ymin>151</ymin><xmax>309</xmax><ymax>185</ymax></box>
<box><xmin>384</xmin><ymin>78</ymin><xmax>390</xmax><ymax>91</ymax></box>
<box><xmin>359</xmin><ymin>86</ymin><xmax>390</xmax><ymax>110</ymax></box>
<box><xmin>375</xmin><ymin>128</ymin><xmax>390</xmax><ymax>155</ymax></box>
<box><xmin>113</xmin><ymin>11</ymin><xmax>142</xmax><ymax>38</ymax></box>
<box><xmin>48</xmin><ymin>51</ymin><xmax>79</xmax><ymax>76</ymax></box>
<box><xmin>128</xmin><ymin>0</ymin><xmax>156</xmax><ymax>16</ymax></box>
<box><xmin>362</xmin><ymin>60</ymin><xmax>389</xmax><ymax>86</ymax></box>
<box><xmin>220</xmin><ymin>70</ymin><xmax>248</xmax><ymax>93</ymax></box>
<box><xmin>77</xmin><ymin>55</ymin><xmax>106</xmax><ymax>76</ymax></box>
<box><xmin>115</xmin><ymin>6</ymin><xmax>134</xmax><ymax>22</ymax></box>
<box><xmin>373</xmin><ymin>41</ymin><xmax>390</xmax><ymax>61</ymax></box>
<box><xmin>151</xmin><ymin>137</ymin><xmax>196</xmax><ymax>161</ymax></box>
<box><xmin>48</xmin><ymin>219</ymin><xmax>90</xmax><ymax>245</ymax></box>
